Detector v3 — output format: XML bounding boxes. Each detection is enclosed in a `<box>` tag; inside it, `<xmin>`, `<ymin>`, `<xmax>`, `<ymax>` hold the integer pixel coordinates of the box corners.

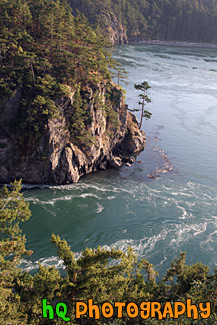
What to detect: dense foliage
<box><xmin>1</xmin><ymin>182</ymin><xmax>217</xmax><ymax>324</ymax></box>
<box><xmin>0</xmin><ymin>180</ymin><xmax>32</xmax><ymax>323</ymax></box>
<box><xmin>1</xmin><ymin>1</ymin><xmax>217</xmax><ymax>321</ymax></box>
<box><xmin>0</xmin><ymin>0</ymin><xmax>120</xmax><ymax>149</ymax></box>
<box><xmin>69</xmin><ymin>0</ymin><xmax>217</xmax><ymax>44</ymax></box>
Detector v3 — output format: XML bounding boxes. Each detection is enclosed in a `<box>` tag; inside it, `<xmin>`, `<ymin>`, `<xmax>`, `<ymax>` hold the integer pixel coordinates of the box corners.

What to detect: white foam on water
<box><xmin>77</xmin><ymin>183</ymin><xmax>120</xmax><ymax>193</ymax></box>
<box><xmin>100</xmin><ymin>228</ymin><xmax>172</xmax><ymax>258</ymax></box>
<box><xmin>20</xmin><ymin>256</ymin><xmax>65</xmax><ymax>272</ymax></box>
<box><xmin>185</xmin><ymin>201</ymin><xmax>195</xmax><ymax>207</ymax></box>
<box><xmin>26</xmin><ymin>192</ymin><xmax>102</xmax><ymax>206</ymax></box>
<box><xmin>203</xmin><ymin>230</ymin><xmax>217</xmax><ymax>244</ymax></box>
<box><xmin>173</xmin><ymin>222</ymin><xmax>208</xmax><ymax>245</ymax></box>
<box><xmin>26</xmin><ymin>197</ymin><xmax>41</xmax><ymax>204</ymax></box>
<box><xmin>175</xmin><ymin>201</ymin><xmax>194</xmax><ymax>219</ymax></box>
<box><xmin>20</xmin><ymin>251</ymin><xmax>84</xmax><ymax>272</ymax></box>
<box><xmin>96</xmin><ymin>203</ymin><xmax>104</xmax><ymax>214</ymax></box>
<box><xmin>107</xmin><ymin>196</ymin><xmax>116</xmax><ymax>200</ymax></box>
<box><xmin>79</xmin><ymin>193</ymin><xmax>101</xmax><ymax>199</ymax></box>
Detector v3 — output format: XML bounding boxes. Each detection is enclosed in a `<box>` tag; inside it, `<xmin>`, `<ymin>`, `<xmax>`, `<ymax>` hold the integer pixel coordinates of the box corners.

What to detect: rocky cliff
<box><xmin>100</xmin><ymin>12</ymin><xmax>128</xmax><ymax>45</ymax></box>
<box><xmin>0</xmin><ymin>82</ymin><xmax>145</xmax><ymax>185</ymax></box>
<box><xmin>98</xmin><ymin>13</ymin><xmax>141</xmax><ymax>45</ymax></box>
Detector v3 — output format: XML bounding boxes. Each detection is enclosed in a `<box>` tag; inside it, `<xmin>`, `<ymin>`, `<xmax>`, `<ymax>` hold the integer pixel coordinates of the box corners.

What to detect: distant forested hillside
<box><xmin>69</xmin><ymin>0</ymin><xmax>217</xmax><ymax>44</ymax></box>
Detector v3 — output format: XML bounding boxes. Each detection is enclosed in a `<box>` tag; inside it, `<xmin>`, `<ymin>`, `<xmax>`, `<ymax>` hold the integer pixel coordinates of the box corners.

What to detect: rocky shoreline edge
<box><xmin>0</xmin><ymin>83</ymin><xmax>145</xmax><ymax>185</ymax></box>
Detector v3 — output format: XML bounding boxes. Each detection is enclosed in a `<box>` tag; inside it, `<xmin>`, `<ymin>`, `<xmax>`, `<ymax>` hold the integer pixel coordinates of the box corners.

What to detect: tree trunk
<box><xmin>139</xmin><ymin>88</ymin><xmax>145</xmax><ymax>129</ymax></box>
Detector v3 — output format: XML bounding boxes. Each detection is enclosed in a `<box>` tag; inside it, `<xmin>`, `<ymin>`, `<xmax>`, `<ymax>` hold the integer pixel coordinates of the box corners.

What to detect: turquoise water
<box><xmin>21</xmin><ymin>43</ymin><xmax>217</xmax><ymax>276</ymax></box>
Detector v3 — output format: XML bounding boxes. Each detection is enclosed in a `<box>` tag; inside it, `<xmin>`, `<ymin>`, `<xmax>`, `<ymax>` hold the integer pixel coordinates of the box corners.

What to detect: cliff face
<box><xmin>0</xmin><ymin>83</ymin><xmax>145</xmax><ymax>185</ymax></box>
<box><xmin>99</xmin><ymin>13</ymin><xmax>141</xmax><ymax>45</ymax></box>
<box><xmin>100</xmin><ymin>12</ymin><xmax>128</xmax><ymax>45</ymax></box>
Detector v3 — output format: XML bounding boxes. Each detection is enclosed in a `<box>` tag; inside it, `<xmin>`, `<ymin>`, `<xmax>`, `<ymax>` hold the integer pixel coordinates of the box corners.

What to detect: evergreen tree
<box><xmin>133</xmin><ymin>81</ymin><xmax>152</xmax><ymax>129</ymax></box>
<box><xmin>1</xmin><ymin>0</ymin><xmax>116</xmax><ymax>150</ymax></box>
<box><xmin>0</xmin><ymin>184</ymin><xmax>217</xmax><ymax>323</ymax></box>
<box><xmin>0</xmin><ymin>180</ymin><xmax>32</xmax><ymax>324</ymax></box>
<box><xmin>69</xmin><ymin>0</ymin><xmax>217</xmax><ymax>44</ymax></box>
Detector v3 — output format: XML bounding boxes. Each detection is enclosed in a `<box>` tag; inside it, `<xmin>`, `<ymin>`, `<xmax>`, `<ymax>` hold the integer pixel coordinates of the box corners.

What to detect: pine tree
<box><xmin>133</xmin><ymin>81</ymin><xmax>152</xmax><ymax>129</ymax></box>
<box><xmin>0</xmin><ymin>180</ymin><xmax>32</xmax><ymax>324</ymax></box>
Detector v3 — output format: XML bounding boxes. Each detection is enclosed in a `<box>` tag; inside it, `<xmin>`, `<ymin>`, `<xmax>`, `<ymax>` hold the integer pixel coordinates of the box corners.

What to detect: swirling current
<box><xmin>20</xmin><ymin>43</ymin><xmax>217</xmax><ymax>277</ymax></box>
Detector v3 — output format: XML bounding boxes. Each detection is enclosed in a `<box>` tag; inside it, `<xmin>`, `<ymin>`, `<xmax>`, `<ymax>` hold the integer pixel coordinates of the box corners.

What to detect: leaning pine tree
<box><xmin>133</xmin><ymin>81</ymin><xmax>152</xmax><ymax>129</ymax></box>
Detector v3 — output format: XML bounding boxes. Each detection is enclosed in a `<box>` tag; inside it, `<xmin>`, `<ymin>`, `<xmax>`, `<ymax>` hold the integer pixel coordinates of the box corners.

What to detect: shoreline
<box><xmin>126</xmin><ymin>39</ymin><xmax>217</xmax><ymax>49</ymax></box>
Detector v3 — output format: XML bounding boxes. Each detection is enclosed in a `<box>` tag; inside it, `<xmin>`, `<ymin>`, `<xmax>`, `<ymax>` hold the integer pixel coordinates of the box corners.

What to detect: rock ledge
<box><xmin>0</xmin><ymin>84</ymin><xmax>145</xmax><ymax>184</ymax></box>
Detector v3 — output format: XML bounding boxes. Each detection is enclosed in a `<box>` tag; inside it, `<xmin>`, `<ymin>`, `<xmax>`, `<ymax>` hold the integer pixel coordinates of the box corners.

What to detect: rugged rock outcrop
<box><xmin>98</xmin><ymin>12</ymin><xmax>142</xmax><ymax>45</ymax></box>
<box><xmin>0</xmin><ymin>83</ymin><xmax>145</xmax><ymax>185</ymax></box>
<box><xmin>100</xmin><ymin>12</ymin><xmax>128</xmax><ymax>45</ymax></box>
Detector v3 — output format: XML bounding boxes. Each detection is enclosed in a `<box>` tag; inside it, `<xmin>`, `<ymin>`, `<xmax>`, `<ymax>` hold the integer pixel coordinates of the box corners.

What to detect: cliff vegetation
<box><xmin>0</xmin><ymin>0</ymin><xmax>145</xmax><ymax>184</ymax></box>
<box><xmin>69</xmin><ymin>0</ymin><xmax>217</xmax><ymax>44</ymax></box>
<box><xmin>1</xmin><ymin>181</ymin><xmax>217</xmax><ymax>324</ymax></box>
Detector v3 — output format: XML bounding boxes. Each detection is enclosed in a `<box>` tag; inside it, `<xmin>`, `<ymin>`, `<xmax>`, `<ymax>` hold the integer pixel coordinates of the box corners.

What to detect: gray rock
<box><xmin>101</xmin><ymin>12</ymin><xmax>128</xmax><ymax>45</ymax></box>
<box><xmin>0</xmin><ymin>83</ymin><xmax>146</xmax><ymax>185</ymax></box>
<box><xmin>129</xmin><ymin>156</ymin><xmax>136</xmax><ymax>164</ymax></box>
<box><xmin>108</xmin><ymin>156</ymin><xmax>122</xmax><ymax>169</ymax></box>
<box><xmin>99</xmin><ymin>162</ymin><xmax>107</xmax><ymax>170</ymax></box>
<box><xmin>0</xmin><ymin>166</ymin><xmax>9</xmax><ymax>183</ymax></box>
